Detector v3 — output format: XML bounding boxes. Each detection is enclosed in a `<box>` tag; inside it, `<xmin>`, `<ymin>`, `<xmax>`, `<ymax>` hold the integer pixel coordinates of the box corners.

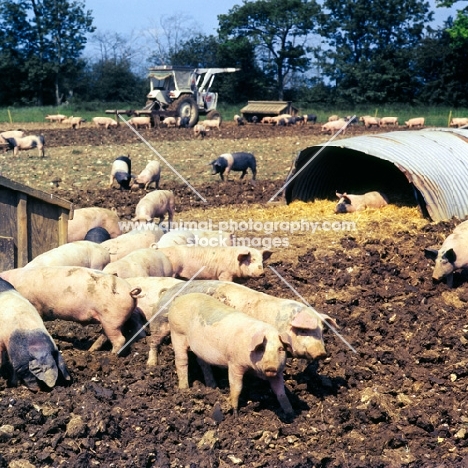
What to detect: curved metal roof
<box><xmin>284</xmin><ymin>128</ymin><xmax>468</xmax><ymax>222</ymax></box>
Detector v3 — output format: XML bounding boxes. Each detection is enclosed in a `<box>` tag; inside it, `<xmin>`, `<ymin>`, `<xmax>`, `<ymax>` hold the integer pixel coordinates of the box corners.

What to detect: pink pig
<box><xmin>157</xmin><ymin>245</ymin><xmax>272</xmax><ymax>282</ymax></box>
<box><xmin>169</xmin><ymin>293</ymin><xmax>294</xmax><ymax>417</ymax></box>
<box><xmin>68</xmin><ymin>207</ymin><xmax>122</xmax><ymax>242</ymax></box>
<box><xmin>102</xmin><ymin>248</ymin><xmax>173</xmax><ymax>278</ymax></box>
<box><xmin>0</xmin><ymin>266</ymin><xmax>143</xmax><ymax>354</ymax></box>
<box><xmin>101</xmin><ymin>228</ymin><xmax>164</xmax><ymax>262</ymax></box>
<box><xmin>335</xmin><ymin>191</ymin><xmax>389</xmax><ymax>213</ymax></box>
<box><xmin>24</xmin><ymin>240</ymin><xmax>110</xmax><ymax>270</ymax></box>
<box><xmin>131</xmin><ymin>160</ymin><xmax>161</xmax><ymax>190</ymax></box>
<box><xmin>132</xmin><ymin>190</ymin><xmax>175</xmax><ymax>227</ymax></box>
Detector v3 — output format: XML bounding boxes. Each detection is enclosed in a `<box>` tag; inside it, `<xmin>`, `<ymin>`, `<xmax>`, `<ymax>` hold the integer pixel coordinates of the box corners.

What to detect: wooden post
<box><xmin>58</xmin><ymin>207</ymin><xmax>69</xmax><ymax>245</ymax></box>
<box><xmin>16</xmin><ymin>193</ymin><xmax>28</xmax><ymax>267</ymax></box>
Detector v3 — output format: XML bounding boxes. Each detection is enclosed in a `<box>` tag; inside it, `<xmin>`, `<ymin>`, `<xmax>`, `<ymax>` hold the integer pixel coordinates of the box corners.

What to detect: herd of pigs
<box><xmin>1</xmin><ymin>159</ymin><xmax>465</xmax><ymax>419</ymax></box>
<box><xmin>1</xmin><ymin>116</ymin><xmax>468</xmax><ymax>419</ymax></box>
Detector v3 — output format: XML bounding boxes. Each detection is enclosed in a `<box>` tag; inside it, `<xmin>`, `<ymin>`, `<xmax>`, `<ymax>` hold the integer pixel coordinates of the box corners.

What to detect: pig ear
<box><xmin>279</xmin><ymin>332</ymin><xmax>293</xmax><ymax>350</ymax></box>
<box><xmin>320</xmin><ymin>313</ymin><xmax>339</xmax><ymax>329</ymax></box>
<box><xmin>443</xmin><ymin>248</ymin><xmax>457</xmax><ymax>263</ymax></box>
<box><xmin>150</xmin><ymin>242</ymin><xmax>159</xmax><ymax>249</ymax></box>
<box><xmin>29</xmin><ymin>358</ymin><xmax>58</xmax><ymax>387</ymax></box>
<box><xmin>424</xmin><ymin>248</ymin><xmax>439</xmax><ymax>261</ymax></box>
<box><xmin>250</xmin><ymin>332</ymin><xmax>266</xmax><ymax>352</ymax></box>
<box><xmin>262</xmin><ymin>250</ymin><xmax>273</xmax><ymax>261</ymax></box>
<box><xmin>290</xmin><ymin>310</ymin><xmax>318</xmax><ymax>330</ymax></box>
<box><xmin>336</xmin><ymin>192</ymin><xmax>343</xmax><ymax>198</ymax></box>
<box><xmin>237</xmin><ymin>251</ymin><xmax>251</xmax><ymax>264</ymax></box>
<box><xmin>55</xmin><ymin>351</ymin><xmax>71</xmax><ymax>381</ymax></box>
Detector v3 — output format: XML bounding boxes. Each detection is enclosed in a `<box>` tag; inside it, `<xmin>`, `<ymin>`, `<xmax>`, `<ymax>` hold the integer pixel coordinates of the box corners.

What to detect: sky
<box><xmin>85</xmin><ymin>0</ymin><xmax>461</xmax><ymax>40</ymax></box>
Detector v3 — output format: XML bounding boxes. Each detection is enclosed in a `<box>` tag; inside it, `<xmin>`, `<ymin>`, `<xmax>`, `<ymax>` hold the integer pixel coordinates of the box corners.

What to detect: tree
<box><xmin>0</xmin><ymin>0</ymin><xmax>94</xmax><ymax>105</ymax></box>
<box><xmin>435</xmin><ymin>0</ymin><xmax>468</xmax><ymax>45</ymax></box>
<box><xmin>218</xmin><ymin>0</ymin><xmax>320</xmax><ymax>100</ymax></box>
<box><xmin>318</xmin><ymin>0</ymin><xmax>433</xmax><ymax>104</ymax></box>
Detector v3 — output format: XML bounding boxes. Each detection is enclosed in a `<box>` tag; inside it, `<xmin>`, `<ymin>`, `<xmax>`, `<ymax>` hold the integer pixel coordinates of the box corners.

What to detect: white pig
<box><xmin>335</xmin><ymin>191</ymin><xmax>388</xmax><ymax>213</ymax></box>
<box><xmin>68</xmin><ymin>207</ymin><xmax>122</xmax><ymax>242</ymax></box>
<box><xmin>131</xmin><ymin>160</ymin><xmax>161</xmax><ymax>190</ymax></box>
<box><xmin>156</xmin><ymin>229</ymin><xmax>233</xmax><ymax>248</ymax></box>
<box><xmin>0</xmin><ymin>266</ymin><xmax>143</xmax><ymax>354</ymax></box>
<box><xmin>424</xmin><ymin>220</ymin><xmax>468</xmax><ymax>287</ymax></box>
<box><xmin>132</xmin><ymin>190</ymin><xmax>175</xmax><ymax>227</ymax></box>
<box><xmin>92</xmin><ymin>116</ymin><xmax>118</xmax><ymax>129</ymax></box>
<box><xmin>102</xmin><ymin>248</ymin><xmax>173</xmax><ymax>278</ymax></box>
<box><xmin>128</xmin><ymin>116</ymin><xmax>151</xmax><ymax>129</ymax></box>
<box><xmin>0</xmin><ymin>278</ymin><xmax>70</xmax><ymax>391</ymax></box>
<box><xmin>169</xmin><ymin>293</ymin><xmax>294</xmax><ymax>417</ymax></box>
<box><xmin>157</xmin><ymin>245</ymin><xmax>272</xmax><ymax>282</ymax></box>
<box><xmin>24</xmin><ymin>241</ymin><xmax>111</xmax><ymax>270</ymax></box>
<box><xmin>101</xmin><ymin>227</ymin><xmax>164</xmax><ymax>262</ymax></box>
<box><xmin>147</xmin><ymin>279</ymin><xmax>336</xmax><ymax>367</ymax></box>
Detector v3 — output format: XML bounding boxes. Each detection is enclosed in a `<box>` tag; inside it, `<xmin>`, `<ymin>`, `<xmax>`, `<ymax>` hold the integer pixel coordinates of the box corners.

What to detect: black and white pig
<box><xmin>209</xmin><ymin>152</ymin><xmax>257</xmax><ymax>181</ymax></box>
<box><xmin>0</xmin><ymin>278</ymin><xmax>71</xmax><ymax>391</ymax></box>
<box><xmin>84</xmin><ymin>226</ymin><xmax>112</xmax><ymax>243</ymax></box>
<box><xmin>109</xmin><ymin>155</ymin><xmax>132</xmax><ymax>190</ymax></box>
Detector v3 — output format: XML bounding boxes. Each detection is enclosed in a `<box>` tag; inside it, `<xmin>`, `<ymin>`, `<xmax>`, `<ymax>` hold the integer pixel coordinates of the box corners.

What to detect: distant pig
<box><xmin>128</xmin><ymin>116</ymin><xmax>151</xmax><ymax>129</ymax></box>
<box><xmin>132</xmin><ymin>189</ymin><xmax>175</xmax><ymax>227</ymax></box>
<box><xmin>209</xmin><ymin>152</ymin><xmax>257</xmax><ymax>181</ymax></box>
<box><xmin>424</xmin><ymin>220</ymin><xmax>468</xmax><ymax>287</ymax></box>
<box><xmin>405</xmin><ymin>117</ymin><xmax>425</xmax><ymax>128</ymax></box>
<box><xmin>148</xmin><ymin>279</ymin><xmax>337</xmax><ymax>367</ymax></box>
<box><xmin>68</xmin><ymin>207</ymin><xmax>122</xmax><ymax>242</ymax></box>
<box><xmin>321</xmin><ymin>120</ymin><xmax>347</xmax><ymax>135</ymax></box>
<box><xmin>5</xmin><ymin>135</ymin><xmax>45</xmax><ymax>157</ymax></box>
<box><xmin>84</xmin><ymin>227</ymin><xmax>111</xmax><ymax>244</ymax></box>
<box><xmin>131</xmin><ymin>160</ymin><xmax>161</xmax><ymax>190</ymax></box>
<box><xmin>0</xmin><ymin>266</ymin><xmax>144</xmax><ymax>354</ymax></box>
<box><xmin>335</xmin><ymin>191</ymin><xmax>389</xmax><ymax>213</ymax></box>
<box><xmin>101</xmin><ymin>227</ymin><xmax>164</xmax><ymax>262</ymax></box>
<box><xmin>157</xmin><ymin>245</ymin><xmax>272</xmax><ymax>282</ymax></box>
<box><xmin>109</xmin><ymin>155</ymin><xmax>132</xmax><ymax>190</ymax></box>
<box><xmin>0</xmin><ymin>278</ymin><xmax>71</xmax><ymax>391</ymax></box>
<box><xmin>169</xmin><ymin>293</ymin><xmax>294</xmax><ymax>417</ymax></box>
<box><xmin>24</xmin><ymin>240</ymin><xmax>111</xmax><ymax>270</ymax></box>
<box><xmin>193</xmin><ymin>124</ymin><xmax>208</xmax><ymax>138</ymax></box>
<box><xmin>92</xmin><ymin>116</ymin><xmax>118</xmax><ymax>129</ymax></box>
<box><xmin>102</xmin><ymin>248</ymin><xmax>173</xmax><ymax>278</ymax></box>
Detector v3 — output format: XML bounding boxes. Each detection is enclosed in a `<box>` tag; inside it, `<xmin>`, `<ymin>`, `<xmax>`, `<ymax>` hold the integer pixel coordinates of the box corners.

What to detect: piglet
<box><xmin>335</xmin><ymin>191</ymin><xmax>389</xmax><ymax>213</ymax></box>
<box><xmin>169</xmin><ymin>293</ymin><xmax>294</xmax><ymax>417</ymax></box>
<box><xmin>132</xmin><ymin>189</ymin><xmax>175</xmax><ymax>228</ymax></box>
<box><xmin>424</xmin><ymin>220</ymin><xmax>468</xmax><ymax>287</ymax></box>
<box><xmin>210</xmin><ymin>152</ymin><xmax>257</xmax><ymax>181</ymax></box>
<box><xmin>109</xmin><ymin>155</ymin><xmax>132</xmax><ymax>190</ymax></box>
<box><xmin>0</xmin><ymin>278</ymin><xmax>70</xmax><ymax>391</ymax></box>
<box><xmin>131</xmin><ymin>160</ymin><xmax>161</xmax><ymax>190</ymax></box>
<box><xmin>0</xmin><ymin>266</ymin><xmax>143</xmax><ymax>354</ymax></box>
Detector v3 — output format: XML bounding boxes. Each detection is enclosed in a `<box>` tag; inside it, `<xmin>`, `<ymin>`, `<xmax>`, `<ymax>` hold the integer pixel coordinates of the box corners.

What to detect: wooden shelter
<box><xmin>0</xmin><ymin>176</ymin><xmax>72</xmax><ymax>271</ymax></box>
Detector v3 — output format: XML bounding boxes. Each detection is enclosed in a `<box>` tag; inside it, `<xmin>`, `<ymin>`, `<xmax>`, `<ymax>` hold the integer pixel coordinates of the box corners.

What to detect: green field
<box><xmin>0</xmin><ymin>103</ymin><xmax>466</xmax><ymax>127</ymax></box>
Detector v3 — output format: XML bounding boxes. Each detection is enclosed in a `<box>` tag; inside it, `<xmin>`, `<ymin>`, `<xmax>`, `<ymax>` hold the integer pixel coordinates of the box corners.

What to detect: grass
<box><xmin>1</xmin><ymin>103</ymin><xmax>467</xmax><ymax>127</ymax></box>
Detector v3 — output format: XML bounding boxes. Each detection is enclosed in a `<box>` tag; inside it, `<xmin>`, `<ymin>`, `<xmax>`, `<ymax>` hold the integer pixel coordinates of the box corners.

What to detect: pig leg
<box><xmin>98</xmin><ymin>322</ymin><xmax>127</xmax><ymax>354</ymax></box>
<box><xmin>88</xmin><ymin>333</ymin><xmax>109</xmax><ymax>352</ymax></box>
<box><xmin>171</xmin><ymin>332</ymin><xmax>190</xmax><ymax>389</ymax></box>
<box><xmin>268</xmin><ymin>374</ymin><xmax>294</xmax><ymax>417</ymax></box>
<box><xmin>228</xmin><ymin>364</ymin><xmax>246</xmax><ymax>416</ymax></box>
<box><xmin>147</xmin><ymin>322</ymin><xmax>171</xmax><ymax>366</ymax></box>
<box><xmin>218</xmin><ymin>272</ymin><xmax>234</xmax><ymax>282</ymax></box>
<box><xmin>109</xmin><ymin>175</ymin><xmax>114</xmax><ymax>188</ymax></box>
<box><xmin>197</xmin><ymin>357</ymin><xmax>217</xmax><ymax>388</ymax></box>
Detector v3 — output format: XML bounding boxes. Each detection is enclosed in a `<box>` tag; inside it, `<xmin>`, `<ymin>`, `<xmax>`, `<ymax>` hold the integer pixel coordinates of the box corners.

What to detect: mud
<box><xmin>0</xmin><ymin>121</ymin><xmax>467</xmax><ymax>467</ymax></box>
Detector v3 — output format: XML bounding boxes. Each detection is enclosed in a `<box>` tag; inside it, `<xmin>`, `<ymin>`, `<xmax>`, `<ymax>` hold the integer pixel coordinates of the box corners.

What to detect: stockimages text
<box><xmin>119</xmin><ymin>218</ymin><xmax>357</xmax><ymax>249</ymax></box>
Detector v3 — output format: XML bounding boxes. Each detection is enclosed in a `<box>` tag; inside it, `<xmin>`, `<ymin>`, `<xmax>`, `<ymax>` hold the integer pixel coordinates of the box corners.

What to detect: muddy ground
<box><xmin>0</xmin><ymin>121</ymin><xmax>468</xmax><ymax>467</ymax></box>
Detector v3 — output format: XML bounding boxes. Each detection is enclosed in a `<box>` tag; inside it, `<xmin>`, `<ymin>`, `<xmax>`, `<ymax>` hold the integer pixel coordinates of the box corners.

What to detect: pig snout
<box><xmin>264</xmin><ymin>367</ymin><xmax>279</xmax><ymax>377</ymax></box>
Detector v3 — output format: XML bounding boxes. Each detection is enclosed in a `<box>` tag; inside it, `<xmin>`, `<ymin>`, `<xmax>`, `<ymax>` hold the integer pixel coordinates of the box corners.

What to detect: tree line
<box><xmin>0</xmin><ymin>0</ymin><xmax>467</xmax><ymax>108</ymax></box>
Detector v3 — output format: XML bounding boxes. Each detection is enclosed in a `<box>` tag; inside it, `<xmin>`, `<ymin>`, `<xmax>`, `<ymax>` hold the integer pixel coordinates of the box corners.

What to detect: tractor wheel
<box><xmin>172</xmin><ymin>96</ymin><xmax>199</xmax><ymax>127</ymax></box>
<box><xmin>206</xmin><ymin>110</ymin><xmax>222</xmax><ymax>124</ymax></box>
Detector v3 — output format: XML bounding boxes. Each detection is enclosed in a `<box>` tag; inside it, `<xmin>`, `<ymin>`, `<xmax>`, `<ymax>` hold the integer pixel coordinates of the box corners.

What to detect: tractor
<box><xmin>107</xmin><ymin>66</ymin><xmax>239</xmax><ymax>128</ymax></box>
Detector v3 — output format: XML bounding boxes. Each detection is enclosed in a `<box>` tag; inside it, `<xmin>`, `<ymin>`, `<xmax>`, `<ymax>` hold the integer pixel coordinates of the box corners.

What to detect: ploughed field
<box><xmin>0</xmin><ymin>120</ymin><xmax>468</xmax><ymax>467</ymax></box>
